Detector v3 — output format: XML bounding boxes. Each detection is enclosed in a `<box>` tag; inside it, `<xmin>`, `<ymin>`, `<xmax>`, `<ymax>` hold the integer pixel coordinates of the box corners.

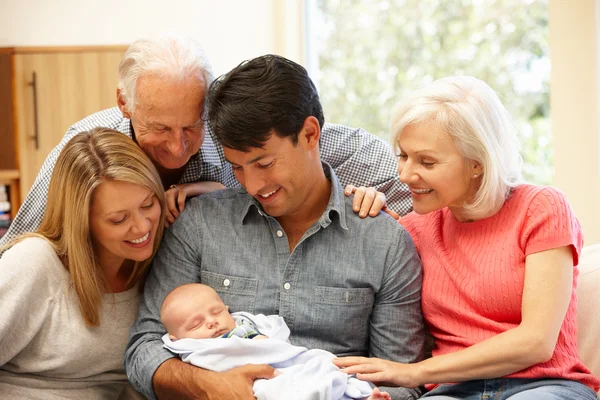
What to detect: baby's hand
<box><xmin>367</xmin><ymin>387</ymin><xmax>391</xmax><ymax>400</ymax></box>
<box><xmin>252</xmin><ymin>334</ymin><xmax>269</xmax><ymax>340</ymax></box>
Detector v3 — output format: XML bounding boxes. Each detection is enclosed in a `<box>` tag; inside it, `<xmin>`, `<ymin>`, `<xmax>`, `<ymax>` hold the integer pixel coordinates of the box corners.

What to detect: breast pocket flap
<box><xmin>314</xmin><ymin>286</ymin><xmax>374</xmax><ymax>306</ymax></box>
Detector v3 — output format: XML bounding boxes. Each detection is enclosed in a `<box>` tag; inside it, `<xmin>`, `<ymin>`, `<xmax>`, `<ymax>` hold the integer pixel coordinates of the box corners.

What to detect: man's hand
<box><xmin>204</xmin><ymin>364</ymin><xmax>278</xmax><ymax>400</ymax></box>
<box><xmin>344</xmin><ymin>185</ymin><xmax>400</xmax><ymax>220</ymax></box>
<box><xmin>153</xmin><ymin>358</ymin><xmax>277</xmax><ymax>400</ymax></box>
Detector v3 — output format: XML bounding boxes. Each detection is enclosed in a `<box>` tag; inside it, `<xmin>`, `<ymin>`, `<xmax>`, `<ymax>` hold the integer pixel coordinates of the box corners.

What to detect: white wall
<box><xmin>550</xmin><ymin>0</ymin><xmax>600</xmax><ymax>245</ymax></box>
<box><xmin>0</xmin><ymin>0</ymin><xmax>303</xmax><ymax>76</ymax></box>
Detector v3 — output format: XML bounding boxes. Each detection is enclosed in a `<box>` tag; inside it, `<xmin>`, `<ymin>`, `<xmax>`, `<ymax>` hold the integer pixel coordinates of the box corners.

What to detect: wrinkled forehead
<box><xmin>135</xmin><ymin>74</ymin><xmax>206</xmax><ymax>116</ymax></box>
<box><xmin>396</xmin><ymin>124</ymin><xmax>466</xmax><ymax>162</ymax></box>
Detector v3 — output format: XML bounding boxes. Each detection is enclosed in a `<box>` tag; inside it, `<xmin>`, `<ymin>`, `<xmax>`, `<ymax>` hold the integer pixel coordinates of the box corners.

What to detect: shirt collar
<box><xmin>241</xmin><ymin>162</ymin><xmax>349</xmax><ymax>231</ymax></box>
<box><xmin>120</xmin><ymin>117</ymin><xmax>134</xmax><ymax>139</ymax></box>
<box><xmin>198</xmin><ymin>125</ymin><xmax>225</xmax><ymax>169</ymax></box>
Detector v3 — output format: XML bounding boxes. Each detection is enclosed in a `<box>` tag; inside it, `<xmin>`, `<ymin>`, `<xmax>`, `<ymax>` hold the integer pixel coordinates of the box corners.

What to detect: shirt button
<box><xmin>223</xmin><ymin>279</ymin><xmax>231</xmax><ymax>287</ymax></box>
<box><xmin>283</xmin><ymin>282</ymin><xmax>291</xmax><ymax>290</ymax></box>
<box><xmin>277</xmin><ymin>230</ymin><xmax>284</xmax><ymax>237</ymax></box>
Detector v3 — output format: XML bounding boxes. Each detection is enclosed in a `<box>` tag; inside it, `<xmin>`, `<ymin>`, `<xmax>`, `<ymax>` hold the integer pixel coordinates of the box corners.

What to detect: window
<box><xmin>307</xmin><ymin>0</ymin><xmax>551</xmax><ymax>184</ymax></box>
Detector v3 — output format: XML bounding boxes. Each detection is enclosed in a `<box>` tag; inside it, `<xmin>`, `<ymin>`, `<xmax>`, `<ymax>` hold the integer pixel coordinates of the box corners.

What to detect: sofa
<box><xmin>577</xmin><ymin>243</ymin><xmax>600</xmax><ymax>392</ymax></box>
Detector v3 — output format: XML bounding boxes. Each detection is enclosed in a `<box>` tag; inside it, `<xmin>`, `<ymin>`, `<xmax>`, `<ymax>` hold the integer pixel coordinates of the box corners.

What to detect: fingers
<box><xmin>356</xmin><ymin>371</ymin><xmax>389</xmax><ymax>384</ymax></box>
<box><xmin>177</xmin><ymin>190</ymin><xmax>186</xmax><ymax>213</ymax></box>
<box><xmin>165</xmin><ymin>187</ymin><xmax>180</xmax><ymax>220</ymax></box>
<box><xmin>382</xmin><ymin>206</ymin><xmax>400</xmax><ymax>221</ymax></box>
<box><xmin>348</xmin><ymin>186</ymin><xmax>387</xmax><ymax>218</ymax></box>
<box><xmin>333</xmin><ymin>356</ymin><xmax>370</xmax><ymax>367</ymax></box>
<box><xmin>344</xmin><ymin>184</ymin><xmax>357</xmax><ymax>197</ymax></box>
<box><xmin>351</xmin><ymin>186</ymin><xmax>368</xmax><ymax>216</ymax></box>
<box><xmin>369</xmin><ymin>190</ymin><xmax>386</xmax><ymax>217</ymax></box>
<box><xmin>339</xmin><ymin>363</ymin><xmax>380</xmax><ymax>375</ymax></box>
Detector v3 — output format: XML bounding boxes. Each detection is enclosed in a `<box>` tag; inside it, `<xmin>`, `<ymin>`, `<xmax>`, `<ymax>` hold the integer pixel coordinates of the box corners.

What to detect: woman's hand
<box><xmin>165</xmin><ymin>181</ymin><xmax>226</xmax><ymax>227</ymax></box>
<box><xmin>333</xmin><ymin>356</ymin><xmax>422</xmax><ymax>388</ymax></box>
<box><xmin>344</xmin><ymin>185</ymin><xmax>400</xmax><ymax>220</ymax></box>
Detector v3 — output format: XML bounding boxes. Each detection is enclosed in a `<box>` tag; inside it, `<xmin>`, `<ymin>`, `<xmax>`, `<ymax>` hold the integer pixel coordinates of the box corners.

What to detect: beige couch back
<box><xmin>577</xmin><ymin>244</ymin><xmax>600</xmax><ymax>392</ymax></box>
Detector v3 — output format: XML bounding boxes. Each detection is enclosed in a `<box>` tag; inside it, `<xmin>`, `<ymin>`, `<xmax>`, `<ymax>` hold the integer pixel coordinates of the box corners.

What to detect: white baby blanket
<box><xmin>162</xmin><ymin>312</ymin><xmax>373</xmax><ymax>400</ymax></box>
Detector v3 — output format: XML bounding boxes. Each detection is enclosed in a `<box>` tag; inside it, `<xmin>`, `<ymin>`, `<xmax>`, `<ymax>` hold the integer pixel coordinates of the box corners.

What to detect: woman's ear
<box><xmin>471</xmin><ymin>162</ymin><xmax>483</xmax><ymax>178</ymax></box>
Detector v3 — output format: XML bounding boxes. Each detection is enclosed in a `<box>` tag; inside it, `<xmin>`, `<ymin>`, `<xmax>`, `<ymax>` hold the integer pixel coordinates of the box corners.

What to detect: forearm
<box><xmin>153</xmin><ymin>358</ymin><xmax>217</xmax><ymax>400</ymax></box>
<box><xmin>181</xmin><ymin>181</ymin><xmax>225</xmax><ymax>197</ymax></box>
<box><xmin>416</xmin><ymin>326</ymin><xmax>550</xmax><ymax>385</ymax></box>
<box><xmin>418</xmin><ymin>248</ymin><xmax>574</xmax><ymax>385</ymax></box>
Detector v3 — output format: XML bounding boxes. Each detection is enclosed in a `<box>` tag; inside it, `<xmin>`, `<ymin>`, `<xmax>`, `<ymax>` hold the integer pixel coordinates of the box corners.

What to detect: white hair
<box><xmin>117</xmin><ymin>33</ymin><xmax>214</xmax><ymax>112</ymax></box>
<box><xmin>391</xmin><ymin>76</ymin><xmax>523</xmax><ymax>219</ymax></box>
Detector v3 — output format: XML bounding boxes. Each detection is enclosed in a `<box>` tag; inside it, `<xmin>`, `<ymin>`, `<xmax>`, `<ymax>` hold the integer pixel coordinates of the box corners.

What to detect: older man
<box><xmin>0</xmin><ymin>34</ymin><xmax>411</xmax><ymax>247</ymax></box>
<box><xmin>126</xmin><ymin>54</ymin><xmax>424</xmax><ymax>400</ymax></box>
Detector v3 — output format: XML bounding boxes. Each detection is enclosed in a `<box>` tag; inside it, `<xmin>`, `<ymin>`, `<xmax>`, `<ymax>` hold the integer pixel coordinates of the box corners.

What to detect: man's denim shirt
<box><xmin>125</xmin><ymin>163</ymin><xmax>425</xmax><ymax>400</ymax></box>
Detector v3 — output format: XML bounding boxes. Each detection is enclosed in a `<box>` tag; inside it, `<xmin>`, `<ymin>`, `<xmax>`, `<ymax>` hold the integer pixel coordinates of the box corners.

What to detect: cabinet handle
<box><xmin>27</xmin><ymin>72</ymin><xmax>40</xmax><ymax>150</ymax></box>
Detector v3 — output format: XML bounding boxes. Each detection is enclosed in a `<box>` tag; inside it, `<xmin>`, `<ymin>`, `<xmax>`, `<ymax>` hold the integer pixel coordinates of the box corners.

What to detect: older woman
<box><xmin>335</xmin><ymin>76</ymin><xmax>600</xmax><ymax>399</ymax></box>
<box><xmin>0</xmin><ymin>128</ymin><xmax>165</xmax><ymax>399</ymax></box>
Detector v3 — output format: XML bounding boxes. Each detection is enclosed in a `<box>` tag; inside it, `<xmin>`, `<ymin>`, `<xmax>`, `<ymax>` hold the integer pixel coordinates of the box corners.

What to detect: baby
<box><xmin>160</xmin><ymin>283</ymin><xmax>390</xmax><ymax>400</ymax></box>
<box><xmin>161</xmin><ymin>283</ymin><xmax>267</xmax><ymax>340</ymax></box>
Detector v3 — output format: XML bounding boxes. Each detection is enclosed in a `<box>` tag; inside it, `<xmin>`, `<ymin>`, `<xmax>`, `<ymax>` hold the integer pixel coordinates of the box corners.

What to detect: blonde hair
<box><xmin>391</xmin><ymin>76</ymin><xmax>523</xmax><ymax>219</ymax></box>
<box><xmin>11</xmin><ymin>128</ymin><xmax>165</xmax><ymax>326</ymax></box>
<box><xmin>118</xmin><ymin>32</ymin><xmax>214</xmax><ymax>112</ymax></box>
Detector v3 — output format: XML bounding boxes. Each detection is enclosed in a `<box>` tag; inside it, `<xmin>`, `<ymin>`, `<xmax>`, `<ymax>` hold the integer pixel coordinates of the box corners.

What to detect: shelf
<box><xmin>0</xmin><ymin>170</ymin><xmax>19</xmax><ymax>181</ymax></box>
<box><xmin>0</xmin><ymin>169</ymin><xmax>20</xmax><ymax>220</ymax></box>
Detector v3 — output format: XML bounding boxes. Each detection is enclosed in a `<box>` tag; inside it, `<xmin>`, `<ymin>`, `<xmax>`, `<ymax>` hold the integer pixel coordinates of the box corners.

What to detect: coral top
<box><xmin>400</xmin><ymin>184</ymin><xmax>600</xmax><ymax>391</ymax></box>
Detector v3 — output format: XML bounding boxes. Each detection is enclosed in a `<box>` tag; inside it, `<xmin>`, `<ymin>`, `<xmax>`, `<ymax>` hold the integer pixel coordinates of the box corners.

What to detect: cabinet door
<box><xmin>13</xmin><ymin>50</ymin><xmax>124</xmax><ymax>199</ymax></box>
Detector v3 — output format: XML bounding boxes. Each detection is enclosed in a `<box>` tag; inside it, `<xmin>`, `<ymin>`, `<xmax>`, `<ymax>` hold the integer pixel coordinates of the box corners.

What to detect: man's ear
<box><xmin>116</xmin><ymin>89</ymin><xmax>131</xmax><ymax>119</ymax></box>
<box><xmin>299</xmin><ymin>116</ymin><xmax>321</xmax><ymax>151</ymax></box>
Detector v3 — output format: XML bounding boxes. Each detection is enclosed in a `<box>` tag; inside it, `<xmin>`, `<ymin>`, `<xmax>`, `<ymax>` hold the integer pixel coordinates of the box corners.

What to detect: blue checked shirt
<box><xmin>0</xmin><ymin>107</ymin><xmax>411</xmax><ymax>247</ymax></box>
<box><xmin>125</xmin><ymin>164</ymin><xmax>425</xmax><ymax>400</ymax></box>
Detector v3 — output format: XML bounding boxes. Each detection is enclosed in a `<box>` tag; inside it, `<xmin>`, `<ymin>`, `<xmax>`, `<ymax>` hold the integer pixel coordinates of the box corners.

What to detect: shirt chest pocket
<box><xmin>200</xmin><ymin>271</ymin><xmax>258</xmax><ymax>314</ymax></box>
<box><xmin>309</xmin><ymin>286</ymin><xmax>374</xmax><ymax>354</ymax></box>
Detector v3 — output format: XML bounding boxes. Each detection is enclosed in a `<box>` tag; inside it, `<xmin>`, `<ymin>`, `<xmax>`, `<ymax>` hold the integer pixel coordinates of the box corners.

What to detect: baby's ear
<box><xmin>169</xmin><ymin>334</ymin><xmax>178</xmax><ymax>341</ymax></box>
<box><xmin>226</xmin><ymin>305</ymin><xmax>229</xmax><ymax>311</ymax></box>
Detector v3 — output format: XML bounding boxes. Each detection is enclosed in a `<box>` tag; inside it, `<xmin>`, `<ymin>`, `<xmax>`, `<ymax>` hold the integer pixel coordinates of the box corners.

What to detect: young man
<box><xmin>125</xmin><ymin>55</ymin><xmax>425</xmax><ymax>400</ymax></box>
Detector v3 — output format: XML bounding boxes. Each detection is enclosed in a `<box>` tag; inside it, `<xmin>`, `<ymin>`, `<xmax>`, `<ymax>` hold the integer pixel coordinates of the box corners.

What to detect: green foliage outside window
<box><xmin>313</xmin><ymin>0</ymin><xmax>551</xmax><ymax>184</ymax></box>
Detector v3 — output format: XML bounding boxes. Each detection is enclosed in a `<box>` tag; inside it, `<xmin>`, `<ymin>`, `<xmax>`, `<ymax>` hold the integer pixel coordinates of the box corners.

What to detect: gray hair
<box><xmin>391</xmin><ymin>76</ymin><xmax>523</xmax><ymax>219</ymax></box>
<box><xmin>117</xmin><ymin>33</ymin><xmax>214</xmax><ymax>112</ymax></box>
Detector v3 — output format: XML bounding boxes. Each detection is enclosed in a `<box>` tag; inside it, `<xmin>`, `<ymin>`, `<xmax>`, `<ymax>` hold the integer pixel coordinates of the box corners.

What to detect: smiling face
<box><xmin>397</xmin><ymin>123</ymin><xmax>481</xmax><ymax>221</ymax></box>
<box><xmin>119</xmin><ymin>73</ymin><xmax>206</xmax><ymax>171</ymax></box>
<box><xmin>161</xmin><ymin>284</ymin><xmax>237</xmax><ymax>340</ymax></box>
<box><xmin>223</xmin><ymin>127</ymin><xmax>322</xmax><ymax>219</ymax></box>
<box><xmin>89</xmin><ymin>180</ymin><xmax>161</xmax><ymax>268</ymax></box>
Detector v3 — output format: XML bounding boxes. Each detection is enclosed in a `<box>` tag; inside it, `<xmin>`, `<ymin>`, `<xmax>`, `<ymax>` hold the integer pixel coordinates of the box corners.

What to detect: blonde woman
<box><xmin>0</xmin><ymin>128</ymin><xmax>165</xmax><ymax>399</ymax></box>
<box><xmin>336</xmin><ymin>76</ymin><xmax>600</xmax><ymax>399</ymax></box>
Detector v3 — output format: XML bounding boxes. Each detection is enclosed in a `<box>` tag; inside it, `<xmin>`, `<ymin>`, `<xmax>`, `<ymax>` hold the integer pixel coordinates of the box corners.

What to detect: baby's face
<box><xmin>168</xmin><ymin>293</ymin><xmax>237</xmax><ymax>340</ymax></box>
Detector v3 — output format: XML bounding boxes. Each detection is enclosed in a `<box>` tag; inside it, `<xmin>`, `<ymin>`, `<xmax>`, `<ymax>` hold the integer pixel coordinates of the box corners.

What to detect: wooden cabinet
<box><xmin>0</xmin><ymin>46</ymin><xmax>126</xmax><ymax>205</ymax></box>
